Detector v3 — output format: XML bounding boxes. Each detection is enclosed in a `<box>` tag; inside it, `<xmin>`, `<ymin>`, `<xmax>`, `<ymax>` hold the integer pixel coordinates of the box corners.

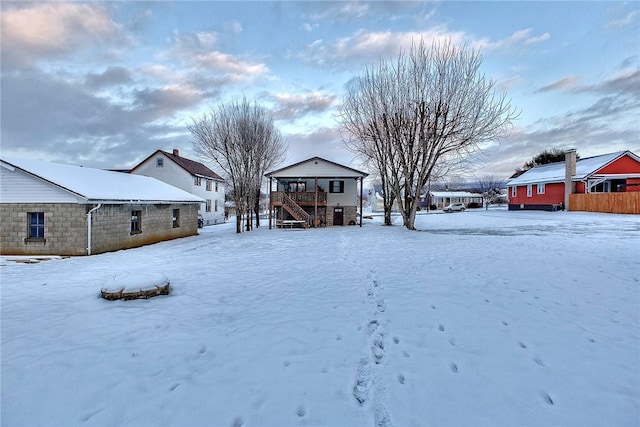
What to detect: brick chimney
<box><xmin>172</xmin><ymin>149</ymin><xmax>180</xmax><ymax>157</ymax></box>
<box><xmin>564</xmin><ymin>149</ymin><xmax>577</xmax><ymax>210</ymax></box>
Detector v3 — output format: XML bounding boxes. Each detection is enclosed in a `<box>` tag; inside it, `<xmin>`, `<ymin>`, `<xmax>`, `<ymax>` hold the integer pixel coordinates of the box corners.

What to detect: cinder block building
<box><xmin>1</xmin><ymin>157</ymin><xmax>203</xmax><ymax>256</ymax></box>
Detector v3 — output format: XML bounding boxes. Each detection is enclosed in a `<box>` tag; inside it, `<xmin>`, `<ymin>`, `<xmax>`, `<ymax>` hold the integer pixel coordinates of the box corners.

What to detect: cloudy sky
<box><xmin>1</xmin><ymin>1</ymin><xmax>638</xmax><ymax>180</ymax></box>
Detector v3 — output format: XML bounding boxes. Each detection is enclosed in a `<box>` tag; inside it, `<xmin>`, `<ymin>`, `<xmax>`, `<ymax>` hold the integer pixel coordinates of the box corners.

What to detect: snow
<box><xmin>506</xmin><ymin>151</ymin><xmax>627</xmax><ymax>186</ymax></box>
<box><xmin>1</xmin><ymin>156</ymin><xmax>203</xmax><ymax>203</ymax></box>
<box><xmin>2</xmin><ymin>209</ymin><xmax>639</xmax><ymax>426</ymax></box>
<box><xmin>101</xmin><ymin>272</ymin><xmax>170</xmax><ymax>293</ymax></box>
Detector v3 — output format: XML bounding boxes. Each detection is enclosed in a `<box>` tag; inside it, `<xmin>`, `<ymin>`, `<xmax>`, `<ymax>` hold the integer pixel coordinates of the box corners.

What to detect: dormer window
<box><xmin>156</xmin><ymin>158</ymin><xmax>164</xmax><ymax>167</ymax></box>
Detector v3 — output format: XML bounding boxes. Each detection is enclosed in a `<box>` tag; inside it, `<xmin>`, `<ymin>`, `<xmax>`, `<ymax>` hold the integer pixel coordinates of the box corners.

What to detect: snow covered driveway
<box><xmin>2</xmin><ymin>209</ymin><xmax>639</xmax><ymax>426</ymax></box>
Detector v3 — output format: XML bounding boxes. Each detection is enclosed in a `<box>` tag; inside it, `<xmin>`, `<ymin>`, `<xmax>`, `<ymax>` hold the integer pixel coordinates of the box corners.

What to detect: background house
<box><xmin>425</xmin><ymin>191</ymin><xmax>484</xmax><ymax>210</ymax></box>
<box><xmin>130</xmin><ymin>149</ymin><xmax>225</xmax><ymax>225</ymax></box>
<box><xmin>0</xmin><ymin>157</ymin><xmax>203</xmax><ymax>256</ymax></box>
<box><xmin>265</xmin><ymin>157</ymin><xmax>368</xmax><ymax>228</ymax></box>
<box><xmin>506</xmin><ymin>150</ymin><xmax>640</xmax><ymax>213</ymax></box>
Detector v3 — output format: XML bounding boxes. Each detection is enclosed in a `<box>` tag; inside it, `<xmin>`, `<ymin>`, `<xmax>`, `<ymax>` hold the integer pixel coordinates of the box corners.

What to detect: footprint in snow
<box><xmin>393</xmin><ymin>336</ymin><xmax>399</xmax><ymax>344</ymax></box>
<box><xmin>438</xmin><ymin>324</ymin><xmax>445</xmax><ymax>332</ymax></box>
<box><xmin>231</xmin><ymin>417</ymin><xmax>244</xmax><ymax>427</ymax></box>
<box><xmin>518</xmin><ymin>341</ymin><xmax>527</xmax><ymax>349</ymax></box>
<box><xmin>543</xmin><ymin>392</ymin><xmax>554</xmax><ymax>405</ymax></box>
<box><xmin>398</xmin><ymin>374</ymin><xmax>405</xmax><ymax>384</ymax></box>
<box><xmin>450</xmin><ymin>363</ymin><xmax>458</xmax><ymax>373</ymax></box>
<box><xmin>296</xmin><ymin>405</ymin><xmax>306</xmax><ymax>417</ymax></box>
<box><xmin>534</xmin><ymin>357</ymin><xmax>545</xmax><ymax>367</ymax></box>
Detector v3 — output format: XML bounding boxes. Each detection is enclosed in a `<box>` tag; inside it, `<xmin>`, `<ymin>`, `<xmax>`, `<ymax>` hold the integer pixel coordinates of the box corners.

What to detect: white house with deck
<box><xmin>265</xmin><ymin>157</ymin><xmax>368</xmax><ymax>228</ymax></box>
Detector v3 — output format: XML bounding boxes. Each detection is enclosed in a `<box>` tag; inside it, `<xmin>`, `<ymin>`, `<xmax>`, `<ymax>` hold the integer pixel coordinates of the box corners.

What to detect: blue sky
<box><xmin>1</xmin><ymin>1</ymin><xmax>638</xmax><ymax>180</ymax></box>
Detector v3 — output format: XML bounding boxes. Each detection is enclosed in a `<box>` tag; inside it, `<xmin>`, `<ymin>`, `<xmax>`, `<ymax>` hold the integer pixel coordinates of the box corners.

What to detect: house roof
<box><xmin>130</xmin><ymin>149</ymin><xmax>224</xmax><ymax>181</ymax></box>
<box><xmin>429</xmin><ymin>191</ymin><xmax>483</xmax><ymax>198</ymax></box>
<box><xmin>1</xmin><ymin>157</ymin><xmax>204</xmax><ymax>203</ymax></box>
<box><xmin>506</xmin><ymin>151</ymin><xmax>639</xmax><ymax>186</ymax></box>
<box><xmin>265</xmin><ymin>156</ymin><xmax>368</xmax><ymax>178</ymax></box>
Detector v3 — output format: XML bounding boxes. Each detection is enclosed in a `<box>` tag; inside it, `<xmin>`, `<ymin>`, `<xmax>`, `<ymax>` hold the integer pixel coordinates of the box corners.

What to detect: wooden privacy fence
<box><xmin>570</xmin><ymin>192</ymin><xmax>640</xmax><ymax>214</ymax></box>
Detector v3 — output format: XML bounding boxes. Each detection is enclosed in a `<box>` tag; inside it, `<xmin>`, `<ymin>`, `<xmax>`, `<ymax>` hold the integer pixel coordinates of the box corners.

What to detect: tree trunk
<box><xmin>254</xmin><ymin>189</ymin><xmax>261</xmax><ymax>228</ymax></box>
<box><xmin>235</xmin><ymin>214</ymin><xmax>242</xmax><ymax>233</ymax></box>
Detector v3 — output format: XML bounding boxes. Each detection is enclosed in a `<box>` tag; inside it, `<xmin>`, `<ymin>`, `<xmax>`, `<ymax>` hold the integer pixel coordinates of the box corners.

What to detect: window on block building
<box><xmin>172</xmin><ymin>209</ymin><xmax>180</xmax><ymax>228</ymax></box>
<box><xmin>131</xmin><ymin>210</ymin><xmax>142</xmax><ymax>234</ymax></box>
<box><xmin>194</xmin><ymin>176</ymin><xmax>202</xmax><ymax>186</ymax></box>
<box><xmin>215</xmin><ymin>199</ymin><xmax>218</xmax><ymax>212</ymax></box>
<box><xmin>206</xmin><ymin>199</ymin><xmax>212</xmax><ymax>212</ymax></box>
<box><xmin>206</xmin><ymin>179</ymin><xmax>212</xmax><ymax>191</ymax></box>
<box><xmin>156</xmin><ymin>157</ymin><xmax>164</xmax><ymax>167</ymax></box>
<box><xmin>28</xmin><ymin>212</ymin><xmax>45</xmax><ymax>239</ymax></box>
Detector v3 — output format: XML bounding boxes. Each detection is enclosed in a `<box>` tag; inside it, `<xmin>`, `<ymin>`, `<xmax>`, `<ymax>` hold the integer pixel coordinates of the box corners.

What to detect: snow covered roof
<box><xmin>429</xmin><ymin>191</ymin><xmax>483</xmax><ymax>198</ymax></box>
<box><xmin>506</xmin><ymin>151</ymin><xmax>637</xmax><ymax>186</ymax></box>
<box><xmin>1</xmin><ymin>157</ymin><xmax>204</xmax><ymax>203</ymax></box>
<box><xmin>265</xmin><ymin>156</ymin><xmax>368</xmax><ymax>178</ymax></box>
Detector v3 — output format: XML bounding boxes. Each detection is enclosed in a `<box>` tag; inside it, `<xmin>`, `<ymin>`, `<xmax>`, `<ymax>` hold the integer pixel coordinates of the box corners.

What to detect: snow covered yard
<box><xmin>1</xmin><ymin>209</ymin><xmax>639</xmax><ymax>427</ymax></box>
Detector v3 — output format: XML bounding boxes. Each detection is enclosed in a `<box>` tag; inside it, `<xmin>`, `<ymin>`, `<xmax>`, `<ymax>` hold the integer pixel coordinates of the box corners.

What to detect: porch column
<box><xmin>314</xmin><ymin>177</ymin><xmax>318</xmax><ymax>228</ymax></box>
<box><xmin>359</xmin><ymin>177</ymin><xmax>363</xmax><ymax>227</ymax></box>
<box><xmin>268</xmin><ymin>177</ymin><xmax>273</xmax><ymax>229</ymax></box>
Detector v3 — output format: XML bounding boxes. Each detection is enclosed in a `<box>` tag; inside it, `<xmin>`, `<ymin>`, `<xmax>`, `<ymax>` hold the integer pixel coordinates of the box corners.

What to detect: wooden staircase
<box><xmin>282</xmin><ymin>193</ymin><xmax>311</xmax><ymax>228</ymax></box>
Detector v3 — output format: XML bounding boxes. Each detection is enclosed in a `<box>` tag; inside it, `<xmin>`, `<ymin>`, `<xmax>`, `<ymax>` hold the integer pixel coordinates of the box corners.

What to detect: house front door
<box><xmin>333</xmin><ymin>207</ymin><xmax>343</xmax><ymax>226</ymax></box>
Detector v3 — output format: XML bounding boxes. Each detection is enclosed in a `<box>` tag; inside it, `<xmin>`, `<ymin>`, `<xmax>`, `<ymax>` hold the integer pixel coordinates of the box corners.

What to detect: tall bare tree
<box><xmin>188</xmin><ymin>98</ymin><xmax>286</xmax><ymax>233</ymax></box>
<box><xmin>340</xmin><ymin>39</ymin><xmax>518</xmax><ymax>229</ymax></box>
<box><xmin>473</xmin><ymin>175</ymin><xmax>505</xmax><ymax>210</ymax></box>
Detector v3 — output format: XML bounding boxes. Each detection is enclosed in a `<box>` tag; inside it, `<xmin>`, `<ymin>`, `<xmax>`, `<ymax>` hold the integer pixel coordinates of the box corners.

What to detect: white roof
<box><xmin>265</xmin><ymin>156</ymin><xmax>368</xmax><ymax>179</ymax></box>
<box><xmin>430</xmin><ymin>191</ymin><xmax>483</xmax><ymax>198</ymax></box>
<box><xmin>506</xmin><ymin>151</ymin><xmax>634</xmax><ymax>186</ymax></box>
<box><xmin>1</xmin><ymin>157</ymin><xmax>203</xmax><ymax>203</ymax></box>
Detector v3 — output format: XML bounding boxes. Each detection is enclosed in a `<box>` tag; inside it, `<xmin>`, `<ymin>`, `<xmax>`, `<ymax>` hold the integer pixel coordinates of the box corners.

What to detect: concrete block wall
<box><xmin>0</xmin><ymin>203</ymin><xmax>87</xmax><ymax>256</ymax></box>
<box><xmin>0</xmin><ymin>203</ymin><xmax>200</xmax><ymax>256</ymax></box>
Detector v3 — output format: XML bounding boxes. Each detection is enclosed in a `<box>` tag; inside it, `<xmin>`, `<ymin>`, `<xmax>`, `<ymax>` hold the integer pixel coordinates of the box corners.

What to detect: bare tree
<box><xmin>188</xmin><ymin>98</ymin><xmax>286</xmax><ymax>233</ymax></box>
<box><xmin>340</xmin><ymin>39</ymin><xmax>518</xmax><ymax>230</ymax></box>
<box><xmin>473</xmin><ymin>175</ymin><xmax>505</xmax><ymax>210</ymax></box>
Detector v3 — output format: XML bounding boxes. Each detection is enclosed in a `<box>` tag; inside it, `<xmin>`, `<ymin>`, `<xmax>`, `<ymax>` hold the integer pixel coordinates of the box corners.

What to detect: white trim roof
<box><xmin>265</xmin><ymin>156</ymin><xmax>368</xmax><ymax>178</ymax></box>
<box><xmin>506</xmin><ymin>151</ymin><xmax>639</xmax><ymax>186</ymax></box>
<box><xmin>1</xmin><ymin>157</ymin><xmax>203</xmax><ymax>203</ymax></box>
<box><xmin>429</xmin><ymin>191</ymin><xmax>483</xmax><ymax>198</ymax></box>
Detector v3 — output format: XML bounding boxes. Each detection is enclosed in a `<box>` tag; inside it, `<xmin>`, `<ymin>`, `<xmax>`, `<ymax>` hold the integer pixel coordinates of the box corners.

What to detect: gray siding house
<box><xmin>265</xmin><ymin>157</ymin><xmax>368</xmax><ymax>228</ymax></box>
<box><xmin>1</xmin><ymin>157</ymin><xmax>203</xmax><ymax>256</ymax></box>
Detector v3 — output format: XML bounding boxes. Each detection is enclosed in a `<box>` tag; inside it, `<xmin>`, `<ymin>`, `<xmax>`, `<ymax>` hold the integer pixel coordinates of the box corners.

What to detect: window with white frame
<box><xmin>527</xmin><ymin>184</ymin><xmax>532</xmax><ymax>197</ymax></box>
<box><xmin>215</xmin><ymin>199</ymin><xmax>218</xmax><ymax>212</ymax></box>
<box><xmin>194</xmin><ymin>176</ymin><xmax>202</xmax><ymax>186</ymax></box>
<box><xmin>206</xmin><ymin>179</ymin><xmax>212</xmax><ymax>191</ymax></box>
<box><xmin>156</xmin><ymin>157</ymin><xmax>164</xmax><ymax>167</ymax></box>
<box><xmin>511</xmin><ymin>186</ymin><xmax>517</xmax><ymax>197</ymax></box>
<box><xmin>537</xmin><ymin>183</ymin><xmax>545</xmax><ymax>194</ymax></box>
<box><xmin>206</xmin><ymin>199</ymin><xmax>212</xmax><ymax>212</ymax></box>
<box><xmin>215</xmin><ymin>181</ymin><xmax>218</xmax><ymax>192</ymax></box>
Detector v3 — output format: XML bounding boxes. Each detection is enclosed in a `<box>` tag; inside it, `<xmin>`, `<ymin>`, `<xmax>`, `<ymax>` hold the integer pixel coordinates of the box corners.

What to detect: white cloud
<box><xmin>1</xmin><ymin>2</ymin><xmax>122</xmax><ymax>68</ymax></box>
<box><xmin>607</xmin><ymin>11</ymin><xmax>637</xmax><ymax>29</ymax></box>
<box><xmin>473</xmin><ymin>29</ymin><xmax>550</xmax><ymax>52</ymax></box>
<box><xmin>302</xmin><ymin>27</ymin><xmax>466</xmax><ymax>66</ymax></box>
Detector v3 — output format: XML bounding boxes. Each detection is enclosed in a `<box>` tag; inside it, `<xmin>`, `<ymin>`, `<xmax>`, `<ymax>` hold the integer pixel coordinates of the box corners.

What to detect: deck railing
<box><xmin>270</xmin><ymin>191</ymin><xmax>327</xmax><ymax>206</ymax></box>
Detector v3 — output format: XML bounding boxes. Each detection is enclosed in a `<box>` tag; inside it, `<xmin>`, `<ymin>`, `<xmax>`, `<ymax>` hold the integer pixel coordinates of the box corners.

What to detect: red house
<box><xmin>506</xmin><ymin>150</ymin><xmax>640</xmax><ymax>213</ymax></box>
